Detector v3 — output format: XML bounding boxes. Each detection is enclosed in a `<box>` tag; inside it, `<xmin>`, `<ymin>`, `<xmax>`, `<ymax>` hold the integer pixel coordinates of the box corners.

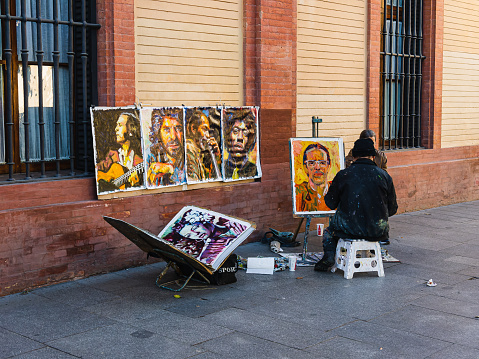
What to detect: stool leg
<box><xmin>344</xmin><ymin>242</ymin><xmax>354</xmax><ymax>279</ymax></box>
<box><xmin>376</xmin><ymin>243</ymin><xmax>385</xmax><ymax>277</ymax></box>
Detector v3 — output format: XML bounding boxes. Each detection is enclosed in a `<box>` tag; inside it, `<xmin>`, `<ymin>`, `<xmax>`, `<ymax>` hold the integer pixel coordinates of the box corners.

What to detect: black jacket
<box><xmin>324</xmin><ymin>158</ymin><xmax>398</xmax><ymax>241</ymax></box>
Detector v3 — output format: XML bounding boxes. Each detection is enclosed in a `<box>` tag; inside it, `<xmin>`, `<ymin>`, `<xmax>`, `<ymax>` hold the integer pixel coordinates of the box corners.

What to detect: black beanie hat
<box><xmin>352</xmin><ymin>138</ymin><xmax>376</xmax><ymax>158</ymax></box>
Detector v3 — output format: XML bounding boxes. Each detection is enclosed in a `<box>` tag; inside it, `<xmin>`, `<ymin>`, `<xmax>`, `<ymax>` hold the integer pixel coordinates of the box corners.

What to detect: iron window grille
<box><xmin>380</xmin><ymin>0</ymin><xmax>425</xmax><ymax>149</ymax></box>
<box><xmin>0</xmin><ymin>0</ymin><xmax>99</xmax><ymax>182</ymax></box>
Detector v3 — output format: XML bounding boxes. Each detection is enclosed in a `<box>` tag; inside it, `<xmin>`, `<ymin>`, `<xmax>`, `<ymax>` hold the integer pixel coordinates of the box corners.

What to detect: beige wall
<box><xmin>442</xmin><ymin>0</ymin><xmax>479</xmax><ymax>147</ymax></box>
<box><xmin>135</xmin><ymin>0</ymin><xmax>243</xmax><ymax>107</ymax></box>
<box><xmin>296</xmin><ymin>0</ymin><xmax>367</xmax><ymax>150</ymax></box>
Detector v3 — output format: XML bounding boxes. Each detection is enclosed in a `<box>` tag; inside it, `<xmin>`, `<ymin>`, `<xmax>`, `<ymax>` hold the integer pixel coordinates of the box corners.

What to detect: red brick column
<box><xmin>367</xmin><ymin>0</ymin><xmax>382</xmax><ymax>137</ymax></box>
<box><xmin>96</xmin><ymin>0</ymin><xmax>136</xmax><ymax>106</ymax></box>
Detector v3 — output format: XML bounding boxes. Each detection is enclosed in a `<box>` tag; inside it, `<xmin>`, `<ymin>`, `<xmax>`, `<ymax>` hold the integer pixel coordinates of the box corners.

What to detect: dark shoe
<box><xmin>314</xmin><ymin>257</ymin><xmax>335</xmax><ymax>272</ymax></box>
<box><xmin>379</xmin><ymin>240</ymin><xmax>390</xmax><ymax>245</ymax></box>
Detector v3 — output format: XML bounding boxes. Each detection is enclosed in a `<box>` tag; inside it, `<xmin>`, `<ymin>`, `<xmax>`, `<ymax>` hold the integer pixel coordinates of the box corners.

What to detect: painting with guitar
<box><xmin>91</xmin><ymin>107</ymin><xmax>145</xmax><ymax>194</ymax></box>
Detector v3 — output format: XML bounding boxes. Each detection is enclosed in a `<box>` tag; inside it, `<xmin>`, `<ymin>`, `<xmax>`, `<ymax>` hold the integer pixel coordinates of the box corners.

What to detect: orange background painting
<box><xmin>292</xmin><ymin>139</ymin><xmax>342</xmax><ymax>186</ymax></box>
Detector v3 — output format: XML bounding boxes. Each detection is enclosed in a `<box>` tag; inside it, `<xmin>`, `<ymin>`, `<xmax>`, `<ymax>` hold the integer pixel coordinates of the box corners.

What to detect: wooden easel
<box><xmin>293</xmin><ymin>214</ymin><xmax>333</xmax><ymax>266</ymax></box>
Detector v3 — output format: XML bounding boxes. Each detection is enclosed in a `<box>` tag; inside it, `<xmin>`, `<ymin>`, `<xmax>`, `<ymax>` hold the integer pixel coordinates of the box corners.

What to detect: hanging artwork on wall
<box><xmin>222</xmin><ymin>107</ymin><xmax>261</xmax><ymax>181</ymax></box>
<box><xmin>140</xmin><ymin>107</ymin><xmax>186</xmax><ymax>188</ymax></box>
<box><xmin>91</xmin><ymin>107</ymin><xmax>145</xmax><ymax>195</ymax></box>
<box><xmin>184</xmin><ymin>107</ymin><xmax>223</xmax><ymax>184</ymax></box>
<box><xmin>290</xmin><ymin>138</ymin><xmax>344</xmax><ymax>216</ymax></box>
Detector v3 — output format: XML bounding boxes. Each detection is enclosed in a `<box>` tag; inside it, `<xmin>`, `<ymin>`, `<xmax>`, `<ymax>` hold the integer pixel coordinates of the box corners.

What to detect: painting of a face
<box><xmin>160</xmin><ymin>116</ymin><xmax>183</xmax><ymax>159</ymax></box>
<box><xmin>115</xmin><ymin>115</ymin><xmax>128</xmax><ymax>144</ymax></box>
<box><xmin>304</xmin><ymin>148</ymin><xmax>330</xmax><ymax>187</ymax></box>
<box><xmin>290</xmin><ymin>138</ymin><xmax>344</xmax><ymax>215</ymax></box>
<box><xmin>179</xmin><ymin>223</ymin><xmax>210</xmax><ymax>240</ymax></box>
<box><xmin>196</xmin><ymin>115</ymin><xmax>211</xmax><ymax>151</ymax></box>
<box><xmin>229</xmin><ymin>120</ymin><xmax>249</xmax><ymax>156</ymax></box>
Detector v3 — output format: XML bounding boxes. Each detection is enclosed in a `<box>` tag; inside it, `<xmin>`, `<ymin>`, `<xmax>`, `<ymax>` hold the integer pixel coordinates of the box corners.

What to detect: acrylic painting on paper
<box><xmin>290</xmin><ymin>138</ymin><xmax>344</xmax><ymax>216</ymax></box>
<box><xmin>184</xmin><ymin>107</ymin><xmax>222</xmax><ymax>184</ymax></box>
<box><xmin>222</xmin><ymin>107</ymin><xmax>261</xmax><ymax>181</ymax></box>
<box><xmin>159</xmin><ymin>206</ymin><xmax>254</xmax><ymax>269</ymax></box>
<box><xmin>141</xmin><ymin>107</ymin><xmax>186</xmax><ymax>188</ymax></box>
<box><xmin>91</xmin><ymin>107</ymin><xmax>145</xmax><ymax>195</ymax></box>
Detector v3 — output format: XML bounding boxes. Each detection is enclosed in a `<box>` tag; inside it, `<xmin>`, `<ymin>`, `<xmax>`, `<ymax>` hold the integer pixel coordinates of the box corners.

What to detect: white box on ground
<box><xmin>246</xmin><ymin>257</ymin><xmax>275</xmax><ymax>275</ymax></box>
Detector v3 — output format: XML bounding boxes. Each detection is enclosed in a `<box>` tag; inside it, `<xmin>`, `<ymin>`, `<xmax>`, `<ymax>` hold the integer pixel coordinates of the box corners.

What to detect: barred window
<box><xmin>0</xmin><ymin>0</ymin><xmax>99</xmax><ymax>182</ymax></box>
<box><xmin>381</xmin><ymin>0</ymin><xmax>425</xmax><ymax>149</ymax></box>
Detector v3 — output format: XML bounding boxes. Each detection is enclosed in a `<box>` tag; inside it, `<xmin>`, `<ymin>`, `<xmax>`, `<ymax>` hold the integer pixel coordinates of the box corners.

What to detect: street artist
<box><xmin>314</xmin><ymin>138</ymin><xmax>398</xmax><ymax>272</ymax></box>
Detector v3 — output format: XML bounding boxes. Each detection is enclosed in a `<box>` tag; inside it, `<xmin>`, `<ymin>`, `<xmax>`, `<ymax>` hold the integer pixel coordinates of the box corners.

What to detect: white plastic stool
<box><xmin>333</xmin><ymin>238</ymin><xmax>384</xmax><ymax>279</ymax></box>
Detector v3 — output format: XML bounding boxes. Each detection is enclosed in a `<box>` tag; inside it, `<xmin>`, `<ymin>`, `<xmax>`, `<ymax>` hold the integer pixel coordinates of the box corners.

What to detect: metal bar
<box><xmin>404</xmin><ymin>0</ymin><xmax>412</xmax><ymax>148</ymax></box>
<box><xmin>416</xmin><ymin>0</ymin><xmax>423</xmax><ymax>147</ymax></box>
<box><xmin>81</xmin><ymin>0</ymin><xmax>89</xmax><ymax>174</ymax></box>
<box><xmin>53</xmin><ymin>0</ymin><xmax>61</xmax><ymax>176</ymax></box>
<box><xmin>37</xmin><ymin>0</ymin><xmax>46</xmax><ymax>177</ymax></box>
<box><xmin>410</xmin><ymin>0</ymin><xmax>417</xmax><ymax>148</ymax></box>
<box><xmin>0</xmin><ymin>14</ymin><xmax>100</xmax><ymax>28</ymax></box>
<box><xmin>4</xmin><ymin>0</ymin><xmax>15</xmax><ymax>180</ymax></box>
<box><xmin>399</xmin><ymin>0</ymin><xmax>406</xmax><ymax>148</ymax></box>
<box><xmin>387</xmin><ymin>2</ymin><xmax>393</xmax><ymax>149</ymax></box>
<box><xmin>394</xmin><ymin>0</ymin><xmax>400</xmax><ymax>150</ymax></box>
<box><xmin>68</xmin><ymin>0</ymin><xmax>75</xmax><ymax>175</ymax></box>
<box><xmin>21</xmin><ymin>0</ymin><xmax>31</xmax><ymax>179</ymax></box>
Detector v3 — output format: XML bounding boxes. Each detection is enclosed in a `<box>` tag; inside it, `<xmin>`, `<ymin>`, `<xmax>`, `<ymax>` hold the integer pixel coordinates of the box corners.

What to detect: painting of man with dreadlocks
<box><xmin>222</xmin><ymin>107</ymin><xmax>261</xmax><ymax>181</ymax></box>
<box><xmin>160</xmin><ymin>207</ymin><xmax>252</xmax><ymax>267</ymax></box>
<box><xmin>140</xmin><ymin>107</ymin><xmax>186</xmax><ymax>188</ymax></box>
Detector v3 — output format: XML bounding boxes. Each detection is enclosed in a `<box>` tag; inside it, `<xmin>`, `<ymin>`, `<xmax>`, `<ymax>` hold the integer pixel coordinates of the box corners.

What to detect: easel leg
<box><xmin>302</xmin><ymin>217</ymin><xmax>311</xmax><ymax>261</ymax></box>
<box><xmin>292</xmin><ymin>217</ymin><xmax>305</xmax><ymax>242</ymax></box>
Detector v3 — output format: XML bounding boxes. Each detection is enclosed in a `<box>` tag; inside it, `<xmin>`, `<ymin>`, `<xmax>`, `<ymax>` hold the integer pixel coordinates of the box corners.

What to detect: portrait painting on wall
<box><xmin>91</xmin><ymin>107</ymin><xmax>145</xmax><ymax>195</ymax></box>
<box><xmin>290</xmin><ymin>137</ymin><xmax>345</xmax><ymax>216</ymax></box>
<box><xmin>184</xmin><ymin>107</ymin><xmax>223</xmax><ymax>184</ymax></box>
<box><xmin>159</xmin><ymin>206</ymin><xmax>255</xmax><ymax>269</ymax></box>
<box><xmin>140</xmin><ymin>107</ymin><xmax>186</xmax><ymax>188</ymax></box>
<box><xmin>221</xmin><ymin>106</ymin><xmax>261</xmax><ymax>181</ymax></box>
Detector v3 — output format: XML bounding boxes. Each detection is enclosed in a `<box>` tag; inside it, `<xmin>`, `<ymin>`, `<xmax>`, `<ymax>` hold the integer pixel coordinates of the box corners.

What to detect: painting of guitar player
<box><xmin>141</xmin><ymin>107</ymin><xmax>186</xmax><ymax>188</ymax></box>
<box><xmin>91</xmin><ymin>107</ymin><xmax>145</xmax><ymax>195</ymax></box>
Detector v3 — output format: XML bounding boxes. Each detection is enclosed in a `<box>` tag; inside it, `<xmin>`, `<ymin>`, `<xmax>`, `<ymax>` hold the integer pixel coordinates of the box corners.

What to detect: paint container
<box><xmin>270</xmin><ymin>240</ymin><xmax>282</xmax><ymax>253</ymax></box>
<box><xmin>317</xmin><ymin>223</ymin><xmax>324</xmax><ymax>236</ymax></box>
<box><xmin>288</xmin><ymin>255</ymin><xmax>297</xmax><ymax>271</ymax></box>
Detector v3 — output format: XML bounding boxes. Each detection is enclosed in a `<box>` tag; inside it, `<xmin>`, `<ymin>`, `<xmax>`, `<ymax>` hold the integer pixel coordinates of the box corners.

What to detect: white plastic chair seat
<box><xmin>333</xmin><ymin>238</ymin><xmax>384</xmax><ymax>279</ymax></box>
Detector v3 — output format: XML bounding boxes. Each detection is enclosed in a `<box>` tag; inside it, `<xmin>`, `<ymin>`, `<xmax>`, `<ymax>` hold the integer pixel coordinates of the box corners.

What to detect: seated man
<box><xmin>314</xmin><ymin>138</ymin><xmax>398</xmax><ymax>272</ymax></box>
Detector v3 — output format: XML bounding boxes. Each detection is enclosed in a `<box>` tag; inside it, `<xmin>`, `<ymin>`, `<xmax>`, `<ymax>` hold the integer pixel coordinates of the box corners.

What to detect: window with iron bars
<box><xmin>0</xmin><ymin>0</ymin><xmax>99</xmax><ymax>182</ymax></box>
<box><xmin>381</xmin><ymin>0</ymin><xmax>425</xmax><ymax>149</ymax></box>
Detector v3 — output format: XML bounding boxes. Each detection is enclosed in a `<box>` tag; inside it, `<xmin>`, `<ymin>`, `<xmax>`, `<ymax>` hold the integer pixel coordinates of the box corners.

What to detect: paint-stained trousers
<box><xmin>322</xmin><ymin>227</ymin><xmax>338</xmax><ymax>261</ymax></box>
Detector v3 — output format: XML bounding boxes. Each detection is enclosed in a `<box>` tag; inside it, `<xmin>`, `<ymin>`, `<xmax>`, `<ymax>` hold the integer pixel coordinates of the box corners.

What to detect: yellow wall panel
<box><xmin>135</xmin><ymin>0</ymin><xmax>243</xmax><ymax>107</ymax></box>
<box><xmin>443</xmin><ymin>0</ymin><xmax>479</xmax><ymax>147</ymax></box>
<box><xmin>296</xmin><ymin>0</ymin><xmax>366</xmax><ymax>150</ymax></box>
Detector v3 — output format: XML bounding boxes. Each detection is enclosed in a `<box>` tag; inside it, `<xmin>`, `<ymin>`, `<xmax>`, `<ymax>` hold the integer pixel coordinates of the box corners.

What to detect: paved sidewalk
<box><xmin>1</xmin><ymin>201</ymin><xmax>479</xmax><ymax>358</ymax></box>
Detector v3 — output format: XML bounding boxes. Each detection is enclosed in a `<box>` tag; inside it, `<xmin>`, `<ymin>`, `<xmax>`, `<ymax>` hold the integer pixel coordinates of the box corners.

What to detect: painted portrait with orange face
<box><xmin>290</xmin><ymin>138</ymin><xmax>344</xmax><ymax>216</ymax></box>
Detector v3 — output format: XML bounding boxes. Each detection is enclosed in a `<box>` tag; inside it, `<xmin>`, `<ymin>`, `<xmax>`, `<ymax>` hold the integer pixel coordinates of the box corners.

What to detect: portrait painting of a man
<box><xmin>160</xmin><ymin>207</ymin><xmax>252</xmax><ymax>266</ymax></box>
<box><xmin>91</xmin><ymin>107</ymin><xmax>145</xmax><ymax>195</ymax></box>
<box><xmin>290</xmin><ymin>138</ymin><xmax>344</xmax><ymax>215</ymax></box>
<box><xmin>185</xmin><ymin>107</ymin><xmax>222</xmax><ymax>184</ymax></box>
<box><xmin>222</xmin><ymin>107</ymin><xmax>261</xmax><ymax>181</ymax></box>
<box><xmin>141</xmin><ymin>108</ymin><xmax>186</xmax><ymax>188</ymax></box>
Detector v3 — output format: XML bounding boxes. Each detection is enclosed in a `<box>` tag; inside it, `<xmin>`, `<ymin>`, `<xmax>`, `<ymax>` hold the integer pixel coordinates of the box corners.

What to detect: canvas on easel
<box><xmin>290</xmin><ymin>138</ymin><xmax>345</xmax><ymax>216</ymax></box>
